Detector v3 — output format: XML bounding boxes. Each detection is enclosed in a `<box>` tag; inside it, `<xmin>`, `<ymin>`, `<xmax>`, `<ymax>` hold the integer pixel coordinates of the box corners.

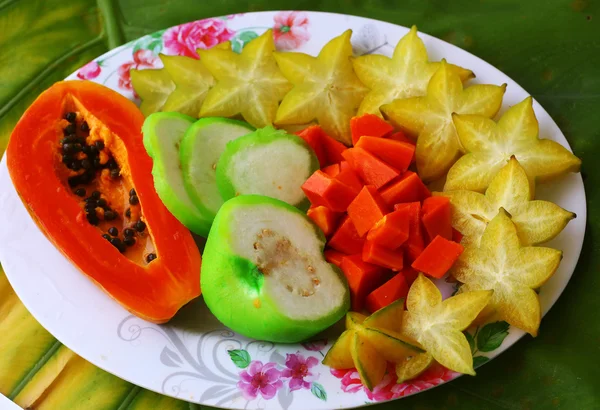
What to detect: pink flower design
<box><xmin>273</xmin><ymin>11</ymin><xmax>310</xmax><ymax>50</ymax></box>
<box><xmin>301</xmin><ymin>338</ymin><xmax>327</xmax><ymax>351</ymax></box>
<box><xmin>237</xmin><ymin>361</ymin><xmax>283</xmax><ymax>400</ymax></box>
<box><xmin>77</xmin><ymin>60</ymin><xmax>101</xmax><ymax>80</ymax></box>
<box><xmin>331</xmin><ymin>363</ymin><xmax>460</xmax><ymax>402</ymax></box>
<box><xmin>226</xmin><ymin>13</ymin><xmax>244</xmax><ymax>19</ymax></box>
<box><xmin>163</xmin><ymin>19</ymin><xmax>235</xmax><ymax>58</ymax></box>
<box><xmin>281</xmin><ymin>352</ymin><xmax>319</xmax><ymax>391</ymax></box>
<box><xmin>117</xmin><ymin>49</ymin><xmax>159</xmax><ymax>91</ymax></box>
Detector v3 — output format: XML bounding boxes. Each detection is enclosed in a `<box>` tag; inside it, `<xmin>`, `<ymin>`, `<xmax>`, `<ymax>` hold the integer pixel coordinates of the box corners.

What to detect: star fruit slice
<box><xmin>130</xmin><ymin>65</ymin><xmax>175</xmax><ymax>117</ymax></box>
<box><xmin>323</xmin><ymin>300</ymin><xmax>423</xmax><ymax>389</ymax></box>
<box><xmin>451</xmin><ymin>209</ymin><xmax>562</xmax><ymax>336</ymax></box>
<box><xmin>445</xmin><ymin>96</ymin><xmax>582</xmax><ymax>192</ymax></box>
<box><xmin>381</xmin><ymin>61</ymin><xmax>506</xmax><ymax>182</ymax></box>
<box><xmin>437</xmin><ymin>157</ymin><xmax>576</xmax><ymax>246</ymax></box>
<box><xmin>198</xmin><ymin>30</ymin><xmax>291</xmax><ymax>128</ymax></box>
<box><xmin>395</xmin><ymin>352</ymin><xmax>434</xmax><ymax>383</ymax></box>
<box><xmin>400</xmin><ymin>273</ymin><xmax>493</xmax><ymax>375</ymax></box>
<box><xmin>160</xmin><ymin>42</ymin><xmax>231</xmax><ymax>117</ymax></box>
<box><xmin>274</xmin><ymin>30</ymin><xmax>368</xmax><ymax>145</ymax></box>
<box><xmin>352</xmin><ymin>25</ymin><xmax>474</xmax><ymax>118</ymax></box>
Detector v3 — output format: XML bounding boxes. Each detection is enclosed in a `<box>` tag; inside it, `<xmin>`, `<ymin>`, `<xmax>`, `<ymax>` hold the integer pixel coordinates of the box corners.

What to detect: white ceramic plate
<box><xmin>0</xmin><ymin>11</ymin><xmax>586</xmax><ymax>410</ymax></box>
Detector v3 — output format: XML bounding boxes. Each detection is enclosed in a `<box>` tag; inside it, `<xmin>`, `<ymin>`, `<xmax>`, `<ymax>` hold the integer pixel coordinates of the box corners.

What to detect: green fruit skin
<box><xmin>142</xmin><ymin>112</ymin><xmax>209</xmax><ymax>235</ymax></box>
<box><xmin>201</xmin><ymin>195</ymin><xmax>350</xmax><ymax>343</ymax></box>
<box><xmin>215</xmin><ymin>127</ymin><xmax>320</xmax><ymax>212</ymax></box>
<box><xmin>179</xmin><ymin>117</ymin><xmax>255</xmax><ymax>237</ymax></box>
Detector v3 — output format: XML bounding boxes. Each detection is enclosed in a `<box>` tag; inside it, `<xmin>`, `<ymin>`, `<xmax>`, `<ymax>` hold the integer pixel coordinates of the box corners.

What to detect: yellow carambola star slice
<box><xmin>352</xmin><ymin>25</ymin><xmax>474</xmax><ymax>118</ymax></box>
<box><xmin>400</xmin><ymin>273</ymin><xmax>492</xmax><ymax>375</ymax></box>
<box><xmin>161</xmin><ymin>42</ymin><xmax>231</xmax><ymax>117</ymax></box>
<box><xmin>444</xmin><ymin>97</ymin><xmax>582</xmax><ymax>192</ymax></box>
<box><xmin>381</xmin><ymin>61</ymin><xmax>506</xmax><ymax>182</ymax></box>
<box><xmin>451</xmin><ymin>209</ymin><xmax>562</xmax><ymax>336</ymax></box>
<box><xmin>130</xmin><ymin>67</ymin><xmax>175</xmax><ymax>117</ymax></box>
<box><xmin>274</xmin><ymin>30</ymin><xmax>368</xmax><ymax>145</ymax></box>
<box><xmin>437</xmin><ymin>157</ymin><xmax>575</xmax><ymax>246</ymax></box>
<box><xmin>198</xmin><ymin>30</ymin><xmax>291</xmax><ymax>128</ymax></box>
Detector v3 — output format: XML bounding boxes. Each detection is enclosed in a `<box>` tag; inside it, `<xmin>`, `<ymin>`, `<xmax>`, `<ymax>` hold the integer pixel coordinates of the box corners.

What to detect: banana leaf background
<box><xmin>1</xmin><ymin>0</ymin><xmax>599</xmax><ymax>409</ymax></box>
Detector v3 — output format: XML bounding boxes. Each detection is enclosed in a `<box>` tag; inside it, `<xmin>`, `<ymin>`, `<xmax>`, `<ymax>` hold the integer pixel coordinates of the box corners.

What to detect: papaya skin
<box><xmin>201</xmin><ymin>195</ymin><xmax>350</xmax><ymax>343</ymax></box>
<box><xmin>6</xmin><ymin>81</ymin><xmax>201</xmax><ymax>323</ymax></box>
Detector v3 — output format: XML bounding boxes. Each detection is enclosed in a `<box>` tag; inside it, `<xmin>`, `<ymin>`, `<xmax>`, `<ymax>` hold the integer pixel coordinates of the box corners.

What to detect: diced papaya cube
<box><xmin>343</xmin><ymin>147</ymin><xmax>400</xmax><ymax>189</ymax></box>
<box><xmin>387</xmin><ymin>130</ymin><xmax>415</xmax><ymax>146</ymax></box>
<box><xmin>421</xmin><ymin>196</ymin><xmax>452</xmax><ymax>242</ymax></box>
<box><xmin>365</xmin><ymin>273</ymin><xmax>409</xmax><ymax>313</ymax></box>
<box><xmin>322</xmin><ymin>131</ymin><xmax>349</xmax><ymax>164</ymax></box>
<box><xmin>395</xmin><ymin>202</ymin><xmax>425</xmax><ymax>262</ymax></box>
<box><xmin>329</xmin><ymin>216</ymin><xmax>366</xmax><ymax>254</ymax></box>
<box><xmin>307</xmin><ymin>206</ymin><xmax>342</xmax><ymax>237</ymax></box>
<box><xmin>296</xmin><ymin>125</ymin><xmax>328</xmax><ymax>168</ymax></box>
<box><xmin>380</xmin><ymin>171</ymin><xmax>431</xmax><ymax>206</ymax></box>
<box><xmin>363</xmin><ymin>241</ymin><xmax>404</xmax><ymax>271</ymax></box>
<box><xmin>340</xmin><ymin>254</ymin><xmax>391</xmax><ymax>311</ymax></box>
<box><xmin>366</xmin><ymin>207</ymin><xmax>410</xmax><ymax>249</ymax></box>
<box><xmin>411</xmin><ymin>236</ymin><xmax>464</xmax><ymax>279</ymax></box>
<box><xmin>322</xmin><ymin>163</ymin><xmax>340</xmax><ymax>177</ymax></box>
<box><xmin>324</xmin><ymin>249</ymin><xmax>347</xmax><ymax>267</ymax></box>
<box><xmin>350</xmin><ymin>113</ymin><xmax>394</xmax><ymax>145</ymax></box>
<box><xmin>347</xmin><ymin>186</ymin><xmax>390</xmax><ymax>237</ymax></box>
<box><xmin>401</xmin><ymin>267</ymin><xmax>419</xmax><ymax>286</ymax></box>
<box><xmin>337</xmin><ymin>161</ymin><xmax>364</xmax><ymax>192</ymax></box>
<box><xmin>355</xmin><ymin>136</ymin><xmax>415</xmax><ymax>173</ymax></box>
<box><xmin>452</xmin><ymin>228</ymin><xmax>464</xmax><ymax>243</ymax></box>
<box><xmin>302</xmin><ymin>170</ymin><xmax>359</xmax><ymax>212</ymax></box>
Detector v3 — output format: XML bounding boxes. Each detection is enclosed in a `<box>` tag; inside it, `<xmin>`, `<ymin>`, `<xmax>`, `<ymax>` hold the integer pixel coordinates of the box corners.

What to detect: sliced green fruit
<box><xmin>395</xmin><ymin>352</ymin><xmax>434</xmax><ymax>383</ymax></box>
<box><xmin>346</xmin><ymin>312</ymin><xmax>367</xmax><ymax>329</ymax></box>
<box><xmin>274</xmin><ymin>30</ymin><xmax>368</xmax><ymax>145</ymax></box>
<box><xmin>363</xmin><ymin>298</ymin><xmax>405</xmax><ymax>334</ymax></box>
<box><xmin>142</xmin><ymin>112</ymin><xmax>208</xmax><ymax>235</ymax></box>
<box><xmin>322</xmin><ymin>329</ymin><xmax>355</xmax><ymax>369</ymax></box>
<box><xmin>351</xmin><ymin>332</ymin><xmax>387</xmax><ymax>391</ymax></box>
<box><xmin>216</xmin><ymin>126</ymin><xmax>319</xmax><ymax>211</ymax></box>
<box><xmin>179</xmin><ymin>117</ymin><xmax>254</xmax><ymax>236</ymax></box>
<box><xmin>201</xmin><ymin>195</ymin><xmax>350</xmax><ymax>343</ymax></box>
<box><xmin>130</xmin><ymin>67</ymin><xmax>175</xmax><ymax>116</ymax></box>
<box><xmin>357</xmin><ymin>326</ymin><xmax>423</xmax><ymax>362</ymax></box>
<box><xmin>198</xmin><ymin>30</ymin><xmax>291</xmax><ymax>128</ymax></box>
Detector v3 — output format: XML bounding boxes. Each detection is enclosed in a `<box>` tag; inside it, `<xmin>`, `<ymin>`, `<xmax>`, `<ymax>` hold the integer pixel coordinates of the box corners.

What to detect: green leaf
<box><xmin>231</xmin><ymin>31</ymin><xmax>259</xmax><ymax>54</ymax></box>
<box><xmin>227</xmin><ymin>349</ymin><xmax>251</xmax><ymax>368</ymax></box>
<box><xmin>464</xmin><ymin>330</ymin><xmax>476</xmax><ymax>355</ymax></box>
<box><xmin>238</xmin><ymin>31</ymin><xmax>259</xmax><ymax>43</ymax></box>
<box><xmin>311</xmin><ymin>382</ymin><xmax>327</xmax><ymax>401</ymax></box>
<box><xmin>231</xmin><ymin>38</ymin><xmax>243</xmax><ymax>54</ymax></box>
<box><xmin>476</xmin><ymin>321</ymin><xmax>510</xmax><ymax>352</ymax></box>
<box><xmin>473</xmin><ymin>356</ymin><xmax>490</xmax><ymax>368</ymax></box>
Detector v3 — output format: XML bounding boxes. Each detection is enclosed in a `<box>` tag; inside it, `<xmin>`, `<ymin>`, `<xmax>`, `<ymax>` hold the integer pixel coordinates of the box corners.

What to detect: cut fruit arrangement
<box><xmin>6</xmin><ymin>23</ymin><xmax>582</xmax><ymax>395</ymax></box>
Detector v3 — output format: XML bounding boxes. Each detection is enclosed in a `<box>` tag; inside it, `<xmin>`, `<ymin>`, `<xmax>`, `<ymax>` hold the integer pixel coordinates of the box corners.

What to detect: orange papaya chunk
<box><xmin>324</xmin><ymin>249</ymin><xmax>347</xmax><ymax>267</ymax></box>
<box><xmin>296</xmin><ymin>126</ymin><xmax>328</xmax><ymax>167</ymax></box>
<box><xmin>347</xmin><ymin>186</ymin><xmax>390</xmax><ymax>237</ymax></box>
<box><xmin>421</xmin><ymin>196</ymin><xmax>452</xmax><ymax>242</ymax></box>
<box><xmin>365</xmin><ymin>273</ymin><xmax>409</xmax><ymax>313</ymax></box>
<box><xmin>343</xmin><ymin>147</ymin><xmax>400</xmax><ymax>189</ymax></box>
<box><xmin>395</xmin><ymin>202</ymin><xmax>425</xmax><ymax>262</ymax></box>
<box><xmin>350</xmin><ymin>113</ymin><xmax>394</xmax><ymax>145</ymax></box>
<box><xmin>411</xmin><ymin>236</ymin><xmax>464</xmax><ymax>279</ymax></box>
<box><xmin>329</xmin><ymin>216</ymin><xmax>366</xmax><ymax>255</ymax></box>
<box><xmin>380</xmin><ymin>171</ymin><xmax>431</xmax><ymax>206</ymax></box>
<box><xmin>388</xmin><ymin>130</ymin><xmax>415</xmax><ymax>146</ymax></box>
<box><xmin>340</xmin><ymin>254</ymin><xmax>391</xmax><ymax>311</ymax></box>
<box><xmin>302</xmin><ymin>170</ymin><xmax>359</xmax><ymax>212</ymax></box>
<box><xmin>366</xmin><ymin>207</ymin><xmax>410</xmax><ymax>250</ymax></box>
<box><xmin>355</xmin><ymin>137</ymin><xmax>415</xmax><ymax>173</ymax></box>
<box><xmin>307</xmin><ymin>205</ymin><xmax>343</xmax><ymax>237</ymax></box>
<box><xmin>363</xmin><ymin>241</ymin><xmax>404</xmax><ymax>271</ymax></box>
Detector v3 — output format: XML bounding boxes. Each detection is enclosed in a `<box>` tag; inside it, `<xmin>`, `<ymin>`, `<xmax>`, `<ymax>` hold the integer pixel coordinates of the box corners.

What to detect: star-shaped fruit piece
<box><xmin>130</xmin><ymin>66</ymin><xmax>175</xmax><ymax>116</ymax></box>
<box><xmin>161</xmin><ymin>42</ymin><xmax>231</xmax><ymax>117</ymax></box>
<box><xmin>198</xmin><ymin>30</ymin><xmax>291</xmax><ymax>128</ymax></box>
<box><xmin>451</xmin><ymin>209</ymin><xmax>562</xmax><ymax>336</ymax></box>
<box><xmin>274</xmin><ymin>30</ymin><xmax>368</xmax><ymax>145</ymax></box>
<box><xmin>437</xmin><ymin>157</ymin><xmax>575</xmax><ymax>246</ymax></box>
<box><xmin>323</xmin><ymin>300</ymin><xmax>423</xmax><ymax>390</ymax></box>
<box><xmin>352</xmin><ymin>26</ymin><xmax>474</xmax><ymax>117</ymax></box>
<box><xmin>444</xmin><ymin>97</ymin><xmax>582</xmax><ymax>192</ymax></box>
<box><xmin>382</xmin><ymin>61</ymin><xmax>506</xmax><ymax>182</ymax></box>
<box><xmin>399</xmin><ymin>273</ymin><xmax>493</xmax><ymax>375</ymax></box>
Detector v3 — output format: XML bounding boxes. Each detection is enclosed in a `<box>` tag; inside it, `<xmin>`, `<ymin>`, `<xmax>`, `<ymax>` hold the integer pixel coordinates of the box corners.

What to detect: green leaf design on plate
<box><xmin>464</xmin><ymin>330</ymin><xmax>476</xmax><ymax>355</ymax></box>
<box><xmin>476</xmin><ymin>321</ymin><xmax>510</xmax><ymax>352</ymax></box>
<box><xmin>311</xmin><ymin>382</ymin><xmax>327</xmax><ymax>401</ymax></box>
<box><xmin>473</xmin><ymin>356</ymin><xmax>490</xmax><ymax>368</ymax></box>
<box><xmin>132</xmin><ymin>35</ymin><xmax>164</xmax><ymax>54</ymax></box>
<box><xmin>227</xmin><ymin>349</ymin><xmax>251</xmax><ymax>368</ymax></box>
<box><xmin>231</xmin><ymin>31</ymin><xmax>259</xmax><ymax>53</ymax></box>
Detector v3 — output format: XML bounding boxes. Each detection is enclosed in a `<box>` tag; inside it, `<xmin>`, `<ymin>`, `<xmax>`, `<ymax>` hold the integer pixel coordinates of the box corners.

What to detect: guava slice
<box><xmin>142</xmin><ymin>112</ymin><xmax>207</xmax><ymax>235</ymax></box>
<box><xmin>200</xmin><ymin>195</ymin><xmax>350</xmax><ymax>343</ymax></box>
<box><xmin>179</xmin><ymin>117</ymin><xmax>254</xmax><ymax>236</ymax></box>
<box><xmin>215</xmin><ymin>126</ymin><xmax>319</xmax><ymax>211</ymax></box>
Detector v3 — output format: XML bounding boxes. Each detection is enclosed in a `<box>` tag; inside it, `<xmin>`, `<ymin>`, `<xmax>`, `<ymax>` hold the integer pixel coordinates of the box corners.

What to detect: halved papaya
<box><xmin>6</xmin><ymin>81</ymin><xmax>201</xmax><ymax>323</ymax></box>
